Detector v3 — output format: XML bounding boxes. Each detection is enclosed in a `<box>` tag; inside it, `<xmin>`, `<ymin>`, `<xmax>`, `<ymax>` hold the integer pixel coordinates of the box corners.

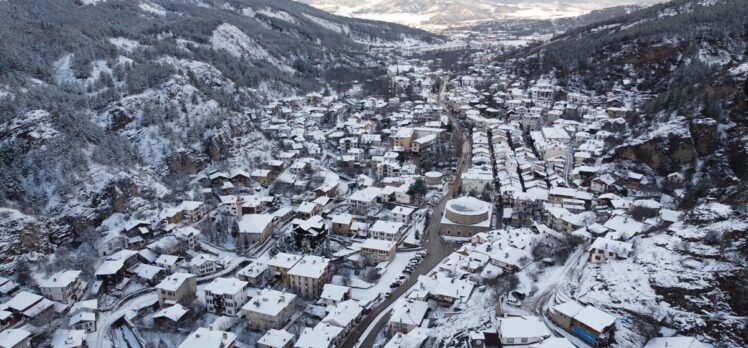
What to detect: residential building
<box><xmin>288</xmin><ymin>255</ymin><xmax>331</xmax><ymax>298</ymax></box>
<box><xmin>155</xmin><ymin>254</ymin><xmax>184</xmax><ymax>272</ymax></box>
<box><xmin>237</xmin><ymin>214</ymin><xmax>275</xmax><ymax>246</ymax></box>
<box><xmin>319</xmin><ymin>284</ymin><xmax>351</xmax><ymax>307</ymax></box>
<box><xmin>204</xmin><ymin>277</ymin><xmax>249</xmax><ymax>316</ymax></box>
<box><xmin>267</xmin><ymin>253</ymin><xmax>302</xmax><ymax>284</ymax></box>
<box><xmin>389</xmin><ymin>299</ymin><xmax>428</xmax><ymax>336</ymax></box>
<box><xmin>497</xmin><ymin>316</ymin><xmax>551</xmax><ymax>345</ymax></box>
<box><xmin>258</xmin><ymin>329</ymin><xmax>295</xmax><ymax>348</ymax></box>
<box><xmin>69</xmin><ymin>311</ymin><xmax>96</xmax><ymax>333</ymax></box>
<box><xmin>38</xmin><ymin>270</ymin><xmax>84</xmax><ymax>304</ymax></box>
<box><xmin>360</xmin><ymin>238</ymin><xmax>396</xmax><ymax>262</ymax></box>
<box><xmin>589</xmin><ymin>238</ymin><xmax>633</xmax><ymax>264</ymax></box>
<box><xmin>189</xmin><ymin>254</ymin><xmax>218</xmax><ymax>276</ymax></box>
<box><xmin>243</xmin><ymin>289</ymin><xmax>296</xmax><ymax>331</ymax></box>
<box><xmin>0</xmin><ymin>329</ymin><xmax>31</xmax><ymax>348</ymax></box>
<box><xmin>236</xmin><ymin>262</ymin><xmax>268</xmax><ymax>286</ymax></box>
<box><xmin>94</xmin><ymin>231</ymin><xmax>127</xmax><ymax>257</ymax></box>
<box><xmin>155</xmin><ymin>273</ymin><xmax>197</xmax><ymax>306</ymax></box>
<box><xmin>179</xmin><ymin>327</ymin><xmax>236</xmax><ymax>348</ymax></box>
<box><xmin>294</xmin><ymin>323</ymin><xmax>343</xmax><ymax>348</ymax></box>
<box><xmin>369</xmin><ymin>220</ymin><xmax>405</xmax><ymax>242</ymax></box>
<box><xmin>330</xmin><ymin>214</ymin><xmax>353</xmax><ymax>235</ymax></box>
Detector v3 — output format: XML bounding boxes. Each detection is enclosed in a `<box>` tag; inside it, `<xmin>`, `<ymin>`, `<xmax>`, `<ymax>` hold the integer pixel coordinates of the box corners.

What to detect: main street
<box><xmin>339</xmin><ymin>78</ymin><xmax>470</xmax><ymax>348</ymax></box>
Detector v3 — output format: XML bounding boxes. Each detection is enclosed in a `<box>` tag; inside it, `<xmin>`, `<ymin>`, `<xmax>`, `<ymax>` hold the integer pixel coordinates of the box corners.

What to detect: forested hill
<box><xmin>0</xmin><ymin>0</ymin><xmax>435</xmax><ymax>261</ymax></box>
<box><xmin>504</xmin><ymin>0</ymin><xmax>748</xmax><ymax>187</ymax></box>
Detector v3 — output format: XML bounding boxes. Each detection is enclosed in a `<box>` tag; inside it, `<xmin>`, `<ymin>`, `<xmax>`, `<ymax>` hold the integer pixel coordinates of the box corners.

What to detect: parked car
<box><xmin>505</xmin><ymin>297</ymin><xmax>521</xmax><ymax>306</ymax></box>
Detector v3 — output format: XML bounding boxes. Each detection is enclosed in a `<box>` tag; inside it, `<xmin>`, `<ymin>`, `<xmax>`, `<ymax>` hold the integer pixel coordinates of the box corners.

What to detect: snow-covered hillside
<box><xmin>0</xmin><ymin>0</ymin><xmax>438</xmax><ymax>266</ymax></box>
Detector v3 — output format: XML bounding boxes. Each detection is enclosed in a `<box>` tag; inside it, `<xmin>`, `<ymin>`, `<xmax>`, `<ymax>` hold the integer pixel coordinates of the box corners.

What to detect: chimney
<box><xmin>223</xmin><ymin>332</ymin><xmax>228</xmax><ymax>339</ymax></box>
<box><xmin>208</xmin><ymin>325</ymin><xmax>213</xmax><ymax>331</ymax></box>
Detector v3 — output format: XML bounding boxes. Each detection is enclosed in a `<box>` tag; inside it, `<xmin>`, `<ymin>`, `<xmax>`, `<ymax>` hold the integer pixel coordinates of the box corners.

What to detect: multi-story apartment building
<box><xmin>288</xmin><ymin>255</ymin><xmax>331</xmax><ymax>298</ymax></box>
<box><xmin>204</xmin><ymin>277</ymin><xmax>248</xmax><ymax>317</ymax></box>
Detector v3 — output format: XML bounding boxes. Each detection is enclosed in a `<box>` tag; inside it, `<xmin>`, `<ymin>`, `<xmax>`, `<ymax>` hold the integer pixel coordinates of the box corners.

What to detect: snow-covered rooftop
<box><xmin>497</xmin><ymin>316</ymin><xmax>551</xmax><ymax>339</ymax></box>
<box><xmin>242</xmin><ymin>289</ymin><xmax>296</xmax><ymax>317</ymax></box>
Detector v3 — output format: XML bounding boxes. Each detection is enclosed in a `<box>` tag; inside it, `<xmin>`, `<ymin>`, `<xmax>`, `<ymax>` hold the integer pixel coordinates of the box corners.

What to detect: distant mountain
<box><xmin>298</xmin><ymin>0</ymin><xmax>664</xmax><ymax>30</ymax></box>
<box><xmin>0</xmin><ymin>0</ymin><xmax>436</xmax><ymax>261</ymax></box>
<box><xmin>465</xmin><ymin>5</ymin><xmax>642</xmax><ymax>37</ymax></box>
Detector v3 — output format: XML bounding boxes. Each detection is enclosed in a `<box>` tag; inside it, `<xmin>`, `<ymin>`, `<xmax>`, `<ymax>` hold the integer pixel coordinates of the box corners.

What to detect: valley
<box><xmin>0</xmin><ymin>1</ymin><xmax>745</xmax><ymax>348</ymax></box>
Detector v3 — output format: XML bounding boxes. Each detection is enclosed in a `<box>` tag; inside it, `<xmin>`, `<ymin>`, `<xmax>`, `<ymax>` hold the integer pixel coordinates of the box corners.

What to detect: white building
<box><xmin>38</xmin><ymin>270</ymin><xmax>84</xmax><ymax>304</ymax></box>
<box><xmin>348</xmin><ymin>187</ymin><xmax>382</xmax><ymax>215</ymax></box>
<box><xmin>369</xmin><ymin>220</ymin><xmax>405</xmax><ymax>242</ymax></box>
<box><xmin>497</xmin><ymin>316</ymin><xmax>551</xmax><ymax>345</ymax></box>
<box><xmin>189</xmin><ymin>254</ymin><xmax>218</xmax><ymax>276</ymax></box>
<box><xmin>204</xmin><ymin>277</ymin><xmax>248</xmax><ymax>316</ymax></box>
<box><xmin>461</xmin><ymin>170</ymin><xmax>493</xmax><ymax>194</ymax></box>
<box><xmin>589</xmin><ymin>238</ymin><xmax>633</xmax><ymax>264</ymax></box>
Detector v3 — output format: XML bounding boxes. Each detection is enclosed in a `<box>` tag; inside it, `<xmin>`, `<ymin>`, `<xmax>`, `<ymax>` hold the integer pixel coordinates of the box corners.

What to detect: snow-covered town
<box><xmin>1</xmin><ymin>1</ymin><xmax>746</xmax><ymax>348</ymax></box>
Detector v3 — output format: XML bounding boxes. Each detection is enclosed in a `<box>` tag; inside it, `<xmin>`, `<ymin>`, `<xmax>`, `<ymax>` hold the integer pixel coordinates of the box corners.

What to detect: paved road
<box><xmin>343</xmin><ymin>192</ymin><xmax>461</xmax><ymax>348</ymax></box>
<box><xmin>339</xmin><ymin>78</ymin><xmax>469</xmax><ymax>348</ymax></box>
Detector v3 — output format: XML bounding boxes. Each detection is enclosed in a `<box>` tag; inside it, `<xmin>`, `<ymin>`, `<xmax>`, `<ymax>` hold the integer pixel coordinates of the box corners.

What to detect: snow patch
<box><xmin>210</xmin><ymin>23</ymin><xmax>272</xmax><ymax>61</ymax></box>
<box><xmin>109</xmin><ymin>37</ymin><xmax>141</xmax><ymax>53</ymax></box>
<box><xmin>257</xmin><ymin>7</ymin><xmax>296</xmax><ymax>24</ymax></box>
<box><xmin>303</xmin><ymin>14</ymin><xmax>350</xmax><ymax>35</ymax></box>
<box><xmin>139</xmin><ymin>1</ymin><xmax>166</xmax><ymax>16</ymax></box>
<box><xmin>241</xmin><ymin>7</ymin><xmax>256</xmax><ymax>17</ymax></box>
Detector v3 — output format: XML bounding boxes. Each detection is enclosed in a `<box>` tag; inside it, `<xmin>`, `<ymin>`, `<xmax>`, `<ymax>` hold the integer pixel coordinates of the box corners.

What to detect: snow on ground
<box><xmin>431</xmin><ymin>289</ymin><xmax>496</xmax><ymax>345</ymax></box>
<box><xmin>210</xmin><ymin>23</ymin><xmax>272</xmax><ymax>61</ymax></box>
<box><xmin>730</xmin><ymin>61</ymin><xmax>748</xmax><ymax>76</ymax></box>
<box><xmin>2</xmin><ymin>109</ymin><xmax>59</xmax><ymax>141</ymax></box>
<box><xmin>350</xmin><ymin>250</ymin><xmax>416</xmax><ymax>304</ymax></box>
<box><xmin>302</xmin><ymin>14</ymin><xmax>350</xmax><ymax>35</ymax></box>
<box><xmin>139</xmin><ymin>1</ymin><xmax>166</xmax><ymax>16</ymax></box>
<box><xmin>109</xmin><ymin>37</ymin><xmax>142</xmax><ymax>53</ymax></box>
<box><xmin>241</xmin><ymin>7</ymin><xmax>256</xmax><ymax>17</ymax></box>
<box><xmin>257</xmin><ymin>7</ymin><xmax>296</xmax><ymax>24</ymax></box>
<box><xmin>698</xmin><ymin>47</ymin><xmax>731</xmax><ymax>66</ymax></box>
<box><xmin>570</xmin><ymin>226</ymin><xmax>743</xmax><ymax>346</ymax></box>
<box><xmin>53</xmin><ymin>54</ymin><xmax>75</xmax><ymax>85</ymax></box>
<box><xmin>88</xmin><ymin>292</ymin><xmax>158</xmax><ymax>348</ymax></box>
